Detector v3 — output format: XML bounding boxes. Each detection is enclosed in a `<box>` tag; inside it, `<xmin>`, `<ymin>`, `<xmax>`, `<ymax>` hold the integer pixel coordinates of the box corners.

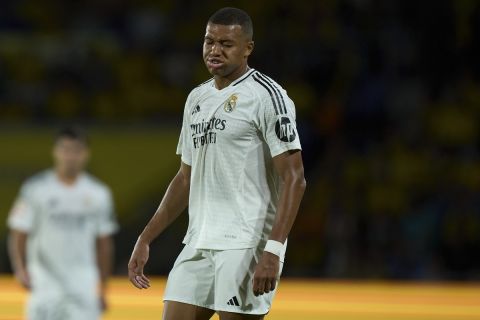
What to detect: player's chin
<box><xmin>206</xmin><ymin>66</ymin><xmax>224</xmax><ymax>76</ymax></box>
<box><xmin>205</xmin><ymin>63</ymin><xmax>228</xmax><ymax>76</ymax></box>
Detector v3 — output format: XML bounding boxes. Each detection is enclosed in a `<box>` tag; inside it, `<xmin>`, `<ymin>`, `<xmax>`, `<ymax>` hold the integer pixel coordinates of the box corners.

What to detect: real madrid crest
<box><xmin>224</xmin><ymin>94</ymin><xmax>237</xmax><ymax>113</ymax></box>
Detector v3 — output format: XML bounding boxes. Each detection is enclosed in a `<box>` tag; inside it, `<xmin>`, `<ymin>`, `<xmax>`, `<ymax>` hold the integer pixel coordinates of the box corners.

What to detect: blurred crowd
<box><xmin>1</xmin><ymin>0</ymin><xmax>480</xmax><ymax>279</ymax></box>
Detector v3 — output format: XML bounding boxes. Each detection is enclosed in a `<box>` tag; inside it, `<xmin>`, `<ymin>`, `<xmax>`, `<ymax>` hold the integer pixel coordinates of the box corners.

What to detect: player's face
<box><xmin>53</xmin><ymin>138</ymin><xmax>89</xmax><ymax>177</ymax></box>
<box><xmin>203</xmin><ymin>23</ymin><xmax>253</xmax><ymax>80</ymax></box>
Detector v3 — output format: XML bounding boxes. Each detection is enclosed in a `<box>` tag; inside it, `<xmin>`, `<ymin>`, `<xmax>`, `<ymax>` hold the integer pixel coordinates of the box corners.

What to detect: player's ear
<box><xmin>245</xmin><ymin>41</ymin><xmax>254</xmax><ymax>57</ymax></box>
<box><xmin>52</xmin><ymin>143</ymin><xmax>60</xmax><ymax>160</ymax></box>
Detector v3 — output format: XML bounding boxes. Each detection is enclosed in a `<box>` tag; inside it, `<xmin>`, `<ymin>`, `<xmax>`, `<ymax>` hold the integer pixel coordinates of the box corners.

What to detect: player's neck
<box><xmin>55</xmin><ymin>170</ymin><xmax>81</xmax><ymax>186</ymax></box>
<box><xmin>214</xmin><ymin>64</ymin><xmax>250</xmax><ymax>90</ymax></box>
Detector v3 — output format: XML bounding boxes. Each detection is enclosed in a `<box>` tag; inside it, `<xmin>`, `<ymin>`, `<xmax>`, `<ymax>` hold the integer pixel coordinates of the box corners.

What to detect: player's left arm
<box><xmin>253</xmin><ymin>149</ymin><xmax>306</xmax><ymax>296</ymax></box>
<box><xmin>96</xmin><ymin>234</ymin><xmax>114</xmax><ymax>311</ymax></box>
<box><xmin>8</xmin><ymin>229</ymin><xmax>31</xmax><ymax>289</ymax></box>
<box><xmin>96</xmin><ymin>188</ymin><xmax>117</xmax><ymax>311</ymax></box>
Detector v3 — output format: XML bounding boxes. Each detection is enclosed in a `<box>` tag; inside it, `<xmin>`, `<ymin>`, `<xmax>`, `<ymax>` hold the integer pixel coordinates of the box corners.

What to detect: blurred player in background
<box><xmin>128</xmin><ymin>7</ymin><xmax>306</xmax><ymax>320</ymax></box>
<box><xmin>7</xmin><ymin>126</ymin><xmax>118</xmax><ymax>320</ymax></box>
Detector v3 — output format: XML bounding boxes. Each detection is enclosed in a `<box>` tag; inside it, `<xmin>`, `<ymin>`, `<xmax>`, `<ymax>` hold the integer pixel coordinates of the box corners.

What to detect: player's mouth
<box><xmin>206</xmin><ymin>58</ymin><xmax>224</xmax><ymax>69</ymax></box>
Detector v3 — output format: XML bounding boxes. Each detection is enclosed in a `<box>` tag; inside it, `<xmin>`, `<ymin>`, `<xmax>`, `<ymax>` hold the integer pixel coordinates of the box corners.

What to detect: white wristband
<box><xmin>263</xmin><ymin>240</ymin><xmax>284</xmax><ymax>258</ymax></box>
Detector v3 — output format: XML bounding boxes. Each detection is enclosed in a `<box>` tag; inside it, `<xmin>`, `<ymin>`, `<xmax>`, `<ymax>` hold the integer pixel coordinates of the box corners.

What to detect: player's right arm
<box><xmin>7</xmin><ymin>181</ymin><xmax>36</xmax><ymax>290</ymax></box>
<box><xmin>128</xmin><ymin>161</ymin><xmax>191</xmax><ymax>289</ymax></box>
<box><xmin>8</xmin><ymin>229</ymin><xmax>31</xmax><ymax>289</ymax></box>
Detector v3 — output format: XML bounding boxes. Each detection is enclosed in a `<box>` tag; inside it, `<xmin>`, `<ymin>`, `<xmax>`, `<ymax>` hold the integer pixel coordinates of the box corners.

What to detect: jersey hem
<box><xmin>270</xmin><ymin>146</ymin><xmax>302</xmax><ymax>158</ymax></box>
<box><xmin>177</xmin><ymin>152</ymin><xmax>192</xmax><ymax>166</ymax></box>
<box><xmin>183</xmin><ymin>240</ymin><xmax>258</xmax><ymax>251</ymax></box>
<box><xmin>7</xmin><ymin>222</ymin><xmax>32</xmax><ymax>233</ymax></box>
<box><xmin>96</xmin><ymin>225</ymin><xmax>119</xmax><ymax>237</ymax></box>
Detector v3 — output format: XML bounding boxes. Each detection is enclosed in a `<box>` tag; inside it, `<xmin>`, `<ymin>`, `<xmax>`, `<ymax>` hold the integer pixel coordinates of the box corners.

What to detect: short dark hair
<box><xmin>208</xmin><ymin>7</ymin><xmax>253</xmax><ymax>39</ymax></box>
<box><xmin>55</xmin><ymin>126</ymin><xmax>89</xmax><ymax>146</ymax></box>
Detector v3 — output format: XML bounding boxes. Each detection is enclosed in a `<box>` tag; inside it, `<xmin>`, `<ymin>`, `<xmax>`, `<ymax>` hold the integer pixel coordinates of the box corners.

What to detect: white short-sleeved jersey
<box><xmin>176</xmin><ymin>69</ymin><xmax>301</xmax><ymax>250</ymax></box>
<box><xmin>7</xmin><ymin>169</ymin><xmax>118</xmax><ymax>296</ymax></box>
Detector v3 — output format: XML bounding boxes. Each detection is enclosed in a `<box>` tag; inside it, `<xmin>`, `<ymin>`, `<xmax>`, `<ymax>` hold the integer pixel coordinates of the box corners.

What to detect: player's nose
<box><xmin>210</xmin><ymin>43</ymin><xmax>221</xmax><ymax>55</ymax></box>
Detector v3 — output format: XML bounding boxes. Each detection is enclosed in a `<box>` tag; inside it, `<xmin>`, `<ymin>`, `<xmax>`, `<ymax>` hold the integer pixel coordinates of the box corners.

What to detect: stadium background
<box><xmin>0</xmin><ymin>0</ymin><xmax>480</xmax><ymax>318</ymax></box>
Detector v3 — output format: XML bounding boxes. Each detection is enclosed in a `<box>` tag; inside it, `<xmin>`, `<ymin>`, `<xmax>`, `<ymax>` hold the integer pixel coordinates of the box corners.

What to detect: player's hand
<box><xmin>99</xmin><ymin>294</ymin><xmax>108</xmax><ymax>313</ymax></box>
<box><xmin>14</xmin><ymin>268</ymin><xmax>31</xmax><ymax>290</ymax></box>
<box><xmin>252</xmin><ymin>251</ymin><xmax>279</xmax><ymax>296</ymax></box>
<box><xmin>128</xmin><ymin>239</ymin><xmax>151</xmax><ymax>289</ymax></box>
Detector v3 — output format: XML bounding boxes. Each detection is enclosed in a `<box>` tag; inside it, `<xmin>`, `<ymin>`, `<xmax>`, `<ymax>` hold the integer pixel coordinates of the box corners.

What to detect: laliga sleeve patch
<box><xmin>275</xmin><ymin>117</ymin><xmax>296</xmax><ymax>142</ymax></box>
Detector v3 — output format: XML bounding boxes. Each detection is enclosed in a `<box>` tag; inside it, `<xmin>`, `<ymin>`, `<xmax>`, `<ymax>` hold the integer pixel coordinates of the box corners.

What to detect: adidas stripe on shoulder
<box><xmin>252</xmin><ymin>72</ymin><xmax>288</xmax><ymax>115</ymax></box>
<box><xmin>232</xmin><ymin>69</ymin><xmax>256</xmax><ymax>86</ymax></box>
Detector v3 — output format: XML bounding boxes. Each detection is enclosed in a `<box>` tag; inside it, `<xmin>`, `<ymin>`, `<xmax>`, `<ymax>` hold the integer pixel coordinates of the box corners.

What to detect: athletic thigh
<box><xmin>217</xmin><ymin>310</ymin><xmax>264</xmax><ymax>320</ymax></box>
<box><xmin>163</xmin><ymin>301</ymin><xmax>215</xmax><ymax>320</ymax></box>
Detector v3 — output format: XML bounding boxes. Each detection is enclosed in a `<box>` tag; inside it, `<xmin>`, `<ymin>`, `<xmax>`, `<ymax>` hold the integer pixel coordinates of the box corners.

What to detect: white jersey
<box><xmin>177</xmin><ymin>69</ymin><xmax>301</xmax><ymax>250</ymax></box>
<box><xmin>7</xmin><ymin>169</ymin><xmax>118</xmax><ymax>297</ymax></box>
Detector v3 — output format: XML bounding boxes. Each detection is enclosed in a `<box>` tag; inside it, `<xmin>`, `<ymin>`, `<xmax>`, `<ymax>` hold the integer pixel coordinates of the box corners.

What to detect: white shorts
<box><xmin>27</xmin><ymin>291</ymin><xmax>100</xmax><ymax>320</ymax></box>
<box><xmin>164</xmin><ymin>244</ymin><xmax>284</xmax><ymax>315</ymax></box>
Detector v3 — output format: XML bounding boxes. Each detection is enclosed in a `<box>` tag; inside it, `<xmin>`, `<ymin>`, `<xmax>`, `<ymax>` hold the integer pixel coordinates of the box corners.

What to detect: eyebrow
<box><xmin>204</xmin><ymin>36</ymin><xmax>234</xmax><ymax>43</ymax></box>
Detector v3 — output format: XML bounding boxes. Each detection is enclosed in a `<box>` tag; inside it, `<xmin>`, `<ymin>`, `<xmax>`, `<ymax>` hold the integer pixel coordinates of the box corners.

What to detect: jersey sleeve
<box><xmin>258</xmin><ymin>89</ymin><xmax>302</xmax><ymax>158</ymax></box>
<box><xmin>176</xmin><ymin>91</ymin><xmax>194</xmax><ymax>166</ymax></box>
<box><xmin>7</xmin><ymin>183</ymin><xmax>36</xmax><ymax>232</ymax></box>
<box><xmin>96</xmin><ymin>188</ymin><xmax>119</xmax><ymax>237</ymax></box>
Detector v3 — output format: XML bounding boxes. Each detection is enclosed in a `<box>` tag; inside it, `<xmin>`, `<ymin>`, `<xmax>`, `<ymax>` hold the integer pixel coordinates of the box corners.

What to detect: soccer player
<box><xmin>128</xmin><ymin>7</ymin><xmax>306</xmax><ymax>320</ymax></box>
<box><xmin>7</xmin><ymin>127</ymin><xmax>118</xmax><ymax>320</ymax></box>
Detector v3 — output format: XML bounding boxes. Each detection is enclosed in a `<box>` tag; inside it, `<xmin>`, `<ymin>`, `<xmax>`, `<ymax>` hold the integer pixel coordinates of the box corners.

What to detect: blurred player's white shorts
<box><xmin>27</xmin><ymin>291</ymin><xmax>100</xmax><ymax>320</ymax></box>
<box><xmin>164</xmin><ymin>244</ymin><xmax>284</xmax><ymax>315</ymax></box>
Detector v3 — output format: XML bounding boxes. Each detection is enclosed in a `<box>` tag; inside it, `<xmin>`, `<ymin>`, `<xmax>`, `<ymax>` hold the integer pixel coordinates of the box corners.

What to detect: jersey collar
<box><xmin>232</xmin><ymin>68</ymin><xmax>256</xmax><ymax>86</ymax></box>
<box><xmin>212</xmin><ymin>68</ymin><xmax>256</xmax><ymax>90</ymax></box>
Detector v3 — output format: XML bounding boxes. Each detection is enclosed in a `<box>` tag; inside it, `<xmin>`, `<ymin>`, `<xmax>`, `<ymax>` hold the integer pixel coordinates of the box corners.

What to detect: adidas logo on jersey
<box><xmin>227</xmin><ymin>296</ymin><xmax>240</xmax><ymax>307</ymax></box>
<box><xmin>191</xmin><ymin>105</ymin><xmax>201</xmax><ymax>115</ymax></box>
